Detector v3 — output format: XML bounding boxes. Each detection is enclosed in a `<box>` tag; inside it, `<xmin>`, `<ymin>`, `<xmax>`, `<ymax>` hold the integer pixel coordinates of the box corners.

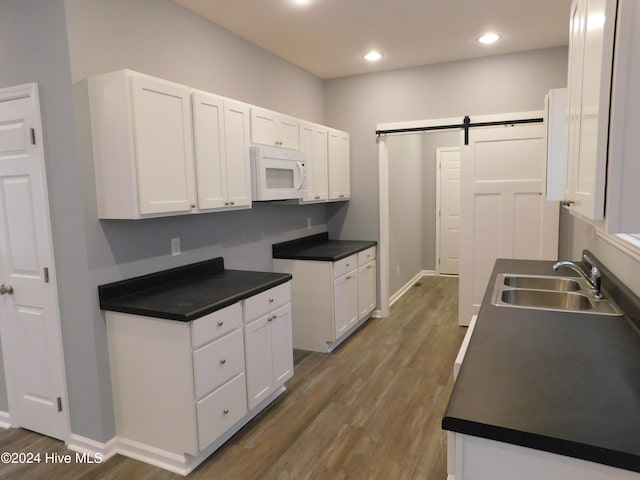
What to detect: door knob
<box><xmin>0</xmin><ymin>284</ymin><xmax>14</xmax><ymax>295</ymax></box>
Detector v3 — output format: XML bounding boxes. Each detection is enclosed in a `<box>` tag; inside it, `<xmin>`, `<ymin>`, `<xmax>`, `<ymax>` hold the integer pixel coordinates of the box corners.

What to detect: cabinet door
<box><xmin>250</xmin><ymin>107</ymin><xmax>299</xmax><ymax>149</ymax></box>
<box><xmin>277</xmin><ymin>115</ymin><xmax>300</xmax><ymax>150</ymax></box>
<box><xmin>270</xmin><ymin>304</ymin><xmax>294</xmax><ymax>387</ymax></box>
<box><xmin>251</xmin><ymin>107</ymin><xmax>278</xmax><ymax>147</ymax></box>
<box><xmin>224</xmin><ymin>100</ymin><xmax>252</xmax><ymax>208</ymax></box>
<box><xmin>130</xmin><ymin>75</ymin><xmax>195</xmax><ymax>215</ymax></box>
<box><xmin>299</xmin><ymin>122</ymin><xmax>328</xmax><ymax>203</ymax></box>
<box><xmin>328</xmin><ymin>129</ymin><xmax>350</xmax><ymax>200</ymax></box>
<box><xmin>566</xmin><ymin>0</ymin><xmax>617</xmax><ymax>221</ymax></box>
<box><xmin>244</xmin><ymin>315</ymin><xmax>273</xmax><ymax>410</ymax></box>
<box><xmin>192</xmin><ymin>91</ymin><xmax>228</xmax><ymax>210</ymax></box>
<box><xmin>358</xmin><ymin>261</ymin><xmax>377</xmax><ymax>320</ymax></box>
<box><xmin>333</xmin><ymin>271</ymin><xmax>358</xmax><ymax>339</ymax></box>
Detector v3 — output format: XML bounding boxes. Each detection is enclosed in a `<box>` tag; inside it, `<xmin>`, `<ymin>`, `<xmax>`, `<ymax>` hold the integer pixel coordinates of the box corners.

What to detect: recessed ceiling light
<box><xmin>364</xmin><ymin>51</ymin><xmax>382</xmax><ymax>62</ymax></box>
<box><xmin>478</xmin><ymin>33</ymin><xmax>500</xmax><ymax>44</ymax></box>
<box><xmin>293</xmin><ymin>0</ymin><xmax>310</xmax><ymax>5</ymax></box>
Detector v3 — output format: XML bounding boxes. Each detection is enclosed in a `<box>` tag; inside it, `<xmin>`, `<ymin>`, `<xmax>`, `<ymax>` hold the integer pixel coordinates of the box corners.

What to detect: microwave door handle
<box><xmin>295</xmin><ymin>161</ymin><xmax>306</xmax><ymax>190</ymax></box>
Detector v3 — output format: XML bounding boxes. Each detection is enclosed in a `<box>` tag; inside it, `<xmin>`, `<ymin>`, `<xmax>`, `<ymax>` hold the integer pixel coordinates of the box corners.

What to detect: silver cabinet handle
<box><xmin>220</xmin><ymin>358</ymin><xmax>226</xmax><ymax>364</ymax></box>
<box><xmin>561</xmin><ymin>200</ymin><xmax>575</xmax><ymax>207</ymax></box>
<box><xmin>339</xmin><ymin>194</ymin><xmax>345</xmax><ymax>198</ymax></box>
<box><xmin>190</xmin><ymin>204</ymin><xmax>196</xmax><ymax>209</ymax></box>
<box><xmin>269</xmin><ymin>297</ymin><xmax>274</xmax><ymax>303</ymax></box>
<box><xmin>0</xmin><ymin>284</ymin><xmax>13</xmax><ymax>295</ymax></box>
<box><xmin>230</xmin><ymin>201</ymin><xmax>235</xmax><ymax>205</ymax></box>
<box><xmin>224</xmin><ymin>202</ymin><xmax>230</xmax><ymax>206</ymax></box>
<box><xmin>223</xmin><ymin>408</ymin><xmax>229</xmax><ymax>414</ymax></box>
<box><xmin>315</xmin><ymin>196</ymin><xmax>321</xmax><ymax>200</ymax></box>
<box><xmin>217</xmin><ymin>320</ymin><xmax>224</xmax><ymax>326</ymax></box>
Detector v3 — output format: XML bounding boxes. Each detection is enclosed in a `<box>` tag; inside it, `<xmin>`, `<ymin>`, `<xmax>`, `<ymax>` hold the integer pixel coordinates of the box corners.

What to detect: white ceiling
<box><xmin>173</xmin><ymin>0</ymin><xmax>572</xmax><ymax>79</ymax></box>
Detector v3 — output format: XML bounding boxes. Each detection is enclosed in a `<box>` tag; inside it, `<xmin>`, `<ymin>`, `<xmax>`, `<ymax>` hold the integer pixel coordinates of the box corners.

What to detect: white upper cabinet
<box><xmin>544</xmin><ymin>88</ymin><xmax>568</xmax><ymax>202</ymax></box>
<box><xmin>328</xmin><ymin>128</ymin><xmax>350</xmax><ymax>201</ymax></box>
<box><xmin>565</xmin><ymin>0</ymin><xmax>615</xmax><ymax>222</ymax></box>
<box><xmin>192</xmin><ymin>91</ymin><xmax>251</xmax><ymax>211</ymax></box>
<box><xmin>564</xmin><ymin>0</ymin><xmax>640</xmax><ymax>233</ymax></box>
<box><xmin>89</xmin><ymin>70</ymin><xmax>197</xmax><ymax>219</ymax></box>
<box><xmin>88</xmin><ymin>69</ymin><xmax>351</xmax><ymax>218</ymax></box>
<box><xmin>606</xmin><ymin>0</ymin><xmax>640</xmax><ymax>233</ymax></box>
<box><xmin>250</xmin><ymin>107</ymin><xmax>300</xmax><ymax>150</ymax></box>
<box><xmin>299</xmin><ymin>121</ymin><xmax>329</xmax><ymax>203</ymax></box>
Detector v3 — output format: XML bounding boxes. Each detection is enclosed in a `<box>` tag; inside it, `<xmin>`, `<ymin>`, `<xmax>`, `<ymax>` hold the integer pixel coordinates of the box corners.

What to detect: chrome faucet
<box><xmin>553</xmin><ymin>254</ymin><xmax>603</xmax><ymax>299</ymax></box>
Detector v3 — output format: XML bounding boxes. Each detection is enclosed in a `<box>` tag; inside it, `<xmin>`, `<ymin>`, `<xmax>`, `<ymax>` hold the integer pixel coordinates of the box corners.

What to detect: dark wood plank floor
<box><xmin>0</xmin><ymin>276</ymin><xmax>464</xmax><ymax>480</ymax></box>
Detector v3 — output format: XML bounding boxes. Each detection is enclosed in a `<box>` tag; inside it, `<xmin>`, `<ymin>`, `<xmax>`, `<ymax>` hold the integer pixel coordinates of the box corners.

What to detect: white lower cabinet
<box><xmin>244</xmin><ymin>303</ymin><xmax>293</xmax><ymax>410</ymax></box>
<box><xmin>452</xmin><ymin>434</ymin><xmax>640</xmax><ymax>480</ymax></box>
<box><xmin>333</xmin><ymin>271</ymin><xmax>358</xmax><ymax>338</ymax></box>
<box><xmin>105</xmin><ymin>282</ymin><xmax>293</xmax><ymax>475</ymax></box>
<box><xmin>274</xmin><ymin>246</ymin><xmax>376</xmax><ymax>353</ymax></box>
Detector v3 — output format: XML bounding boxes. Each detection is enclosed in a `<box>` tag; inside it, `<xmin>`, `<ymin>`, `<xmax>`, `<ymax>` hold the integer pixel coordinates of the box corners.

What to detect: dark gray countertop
<box><xmin>98</xmin><ymin>257</ymin><xmax>292</xmax><ymax>321</ymax></box>
<box><xmin>272</xmin><ymin>232</ymin><xmax>377</xmax><ymax>261</ymax></box>
<box><xmin>442</xmin><ymin>258</ymin><xmax>640</xmax><ymax>473</ymax></box>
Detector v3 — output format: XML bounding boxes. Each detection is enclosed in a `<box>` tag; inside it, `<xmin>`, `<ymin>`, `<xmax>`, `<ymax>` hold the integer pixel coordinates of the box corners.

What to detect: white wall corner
<box><xmin>67</xmin><ymin>433</ymin><xmax>119</xmax><ymax>462</ymax></box>
<box><xmin>389</xmin><ymin>270</ymin><xmax>434</xmax><ymax>307</ymax></box>
<box><xmin>0</xmin><ymin>410</ymin><xmax>12</xmax><ymax>429</ymax></box>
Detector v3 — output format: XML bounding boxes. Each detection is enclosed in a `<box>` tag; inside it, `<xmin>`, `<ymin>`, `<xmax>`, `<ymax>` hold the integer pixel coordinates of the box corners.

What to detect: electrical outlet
<box><xmin>171</xmin><ymin>237</ymin><xmax>181</xmax><ymax>256</ymax></box>
<box><xmin>396</xmin><ymin>266</ymin><xmax>400</xmax><ymax>276</ymax></box>
<box><xmin>307</xmin><ymin>217</ymin><xmax>312</xmax><ymax>229</ymax></box>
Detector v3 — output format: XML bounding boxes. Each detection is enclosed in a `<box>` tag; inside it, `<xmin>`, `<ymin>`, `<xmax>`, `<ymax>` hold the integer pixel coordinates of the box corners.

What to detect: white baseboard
<box><xmin>67</xmin><ymin>433</ymin><xmax>118</xmax><ymax>462</ymax></box>
<box><xmin>389</xmin><ymin>270</ymin><xmax>436</xmax><ymax>307</ymax></box>
<box><xmin>0</xmin><ymin>410</ymin><xmax>11</xmax><ymax>429</ymax></box>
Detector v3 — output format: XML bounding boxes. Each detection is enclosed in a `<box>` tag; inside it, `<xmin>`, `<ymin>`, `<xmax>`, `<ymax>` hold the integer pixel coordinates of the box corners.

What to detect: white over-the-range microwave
<box><xmin>250</xmin><ymin>145</ymin><xmax>308</xmax><ymax>201</ymax></box>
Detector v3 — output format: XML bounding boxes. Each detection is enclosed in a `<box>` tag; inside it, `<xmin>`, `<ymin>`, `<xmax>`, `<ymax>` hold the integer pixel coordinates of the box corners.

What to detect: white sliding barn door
<box><xmin>459</xmin><ymin>122</ymin><xmax>559</xmax><ymax>325</ymax></box>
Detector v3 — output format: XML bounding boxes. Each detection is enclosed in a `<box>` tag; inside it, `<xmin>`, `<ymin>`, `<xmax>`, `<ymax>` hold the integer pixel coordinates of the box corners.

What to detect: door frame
<box><xmin>0</xmin><ymin>83</ymin><xmax>70</xmax><ymax>438</ymax></box>
<box><xmin>377</xmin><ymin>111</ymin><xmax>544</xmax><ymax>317</ymax></box>
<box><xmin>435</xmin><ymin>146</ymin><xmax>461</xmax><ymax>276</ymax></box>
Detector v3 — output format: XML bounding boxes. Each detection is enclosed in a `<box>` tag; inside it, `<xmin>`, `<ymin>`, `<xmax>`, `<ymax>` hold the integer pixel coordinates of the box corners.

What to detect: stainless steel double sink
<box><xmin>491</xmin><ymin>273</ymin><xmax>623</xmax><ymax>316</ymax></box>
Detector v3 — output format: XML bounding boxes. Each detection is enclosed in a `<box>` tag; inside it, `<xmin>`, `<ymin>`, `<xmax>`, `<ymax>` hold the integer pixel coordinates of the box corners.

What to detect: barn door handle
<box><xmin>0</xmin><ymin>284</ymin><xmax>14</xmax><ymax>295</ymax></box>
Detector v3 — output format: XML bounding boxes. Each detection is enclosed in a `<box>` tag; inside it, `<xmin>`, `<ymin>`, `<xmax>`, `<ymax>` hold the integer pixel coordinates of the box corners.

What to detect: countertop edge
<box><xmin>100</xmin><ymin>273</ymin><xmax>292</xmax><ymax>322</ymax></box>
<box><xmin>273</xmin><ymin>240</ymin><xmax>378</xmax><ymax>262</ymax></box>
<box><xmin>442</xmin><ymin>417</ymin><xmax>640</xmax><ymax>474</ymax></box>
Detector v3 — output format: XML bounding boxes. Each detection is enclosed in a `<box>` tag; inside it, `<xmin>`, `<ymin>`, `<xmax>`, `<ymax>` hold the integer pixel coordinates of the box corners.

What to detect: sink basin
<box><xmin>500</xmin><ymin>289</ymin><xmax>592</xmax><ymax>311</ymax></box>
<box><xmin>491</xmin><ymin>273</ymin><xmax>623</xmax><ymax>316</ymax></box>
<box><xmin>503</xmin><ymin>275</ymin><xmax>582</xmax><ymax>292</ymax></box>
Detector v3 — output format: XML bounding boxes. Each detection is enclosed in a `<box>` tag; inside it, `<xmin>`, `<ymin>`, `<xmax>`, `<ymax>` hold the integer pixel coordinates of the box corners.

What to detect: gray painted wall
<box><xmin>324</xmin><ymin>47</ymin><xmax>569</xmax><ymax>247</ymax></box>
<box><xmin>387</xmin><ymin>135</ymin><xmax>424</xmax><ymax>296</ymax></box>
<box><xmin>559</xmin><ymin>210</ymin><xmax>640</xmax><ymax>297</ymax></box>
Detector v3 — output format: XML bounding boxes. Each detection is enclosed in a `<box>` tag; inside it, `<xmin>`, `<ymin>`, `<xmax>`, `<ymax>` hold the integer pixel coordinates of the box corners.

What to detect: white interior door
<box><xmin>0</xmin><ymin>84</ymin><xmax>69</xmax><ymax>440</ymax></box>
<box><xmin>459</xmin><ymin>121</ymin><xmax>559</xmax><ymax>325</ymax></box>
<box><xmin>438</xmin><ymin>147</ymin><xmax>461</xmax><ymax>275</ymax></box>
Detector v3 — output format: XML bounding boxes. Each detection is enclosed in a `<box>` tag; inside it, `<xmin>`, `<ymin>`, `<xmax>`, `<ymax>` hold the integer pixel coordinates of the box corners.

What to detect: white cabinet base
<box><xmin>114</xmin><ymin>386</ymin><xmax>286</xmax><ymax>476</ymax></box>
<box><xmin>452</xmin><ymin>433</ymin><xmax>640</xmax><ymax>480</ymax></box>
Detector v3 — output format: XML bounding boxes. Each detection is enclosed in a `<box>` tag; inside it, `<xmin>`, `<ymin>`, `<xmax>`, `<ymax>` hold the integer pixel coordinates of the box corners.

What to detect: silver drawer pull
<box><xmin>269</xmin><ymin>297</ymin><xmax>274</xmax><ymax>303</ymax></box>
<box><xmin>367</xmin><ymin>265</ymin><xmax>372</xmax><ymax>270</ymax></box>
<box><xmin>217</xmin><ymin>320</ymin><xmax>224</xmax><ymax>326</ymax></box>
<box><xmin>346</xmin><ymin>264</ymin><xmax>350</xmax><ymax>268</ymax></box>
<box><xmin>346</xmin><ymin>275</ymin><xmax>352</xmax><ymax>280</ymax></box>
<box><xmin>223</xmin><ymin>408</ymin><xmax>229</xmax><ymax>415</ymax></box>
<box><xmin>268</xmin><ymin>314</ymin><xmax>276</xmax><ymax>322</ymax></box>
<box><xmin>220</xmin><ymin>358</ymin><xmax>226</xmax><ymax>364</ymax></box>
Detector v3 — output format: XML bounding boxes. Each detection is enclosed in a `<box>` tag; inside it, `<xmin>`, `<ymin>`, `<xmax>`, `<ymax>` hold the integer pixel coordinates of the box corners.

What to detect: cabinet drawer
<box><xmin>191</xmin><ymin>302</ymin><xmax>242</xmax><ymax>348</ymax></box>
<box><xmin>357</xmin><ymin>247</ymin><xmax>376</xmax><ymax>266</ymax></box>
<box><xmin>193</xmin><ymin>328</ymin><xmax>245</xmax><ymax>399</ymax></box>
<box><xmin>196</xmin><ymin>373</ymin><xmax>247</xmax><ymax>451</ymax></box>
<box><xmin>244</xmin><ymin>282</ymin><xmax>291</xmax><ymax>322</ymax></box>
<box><xmin>333</xmin><ymin>254</ymin><xmax>357</xmax><ymax>278</ymax></box>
